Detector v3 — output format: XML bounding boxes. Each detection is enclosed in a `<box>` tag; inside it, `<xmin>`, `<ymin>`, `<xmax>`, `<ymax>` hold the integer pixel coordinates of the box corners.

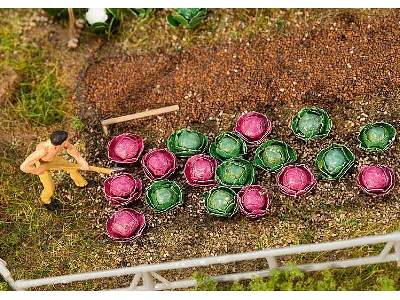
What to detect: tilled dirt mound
<box><xmin>73</xmin><ymin>10</ymin><xmax>400</xmax><ymax>289</ymax></box>
<box><xmin>79</xmin><ymin>10</ymin><xmax>400</xmax><ymax>129</ymax></box>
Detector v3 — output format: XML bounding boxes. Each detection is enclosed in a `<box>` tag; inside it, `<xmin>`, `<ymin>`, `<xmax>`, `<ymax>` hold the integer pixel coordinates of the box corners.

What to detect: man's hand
<box><xmin>79</xmin><ymin>160</ymin><xmax>90</xmax><ymax>171</ymax></box>
<box><xmin>20</xmin><ymin>147</ymin><xmax>47</xmax><ymax>175</ymax></box>
<box><xmin>66</xmin><ymin>141</ymin><xmax>90</xmax><ymax>171</ymax></box>
<box><xmin>32</xmin><ymin>166</ymin><xmax>47</xmax><ymax>175</ymax></box>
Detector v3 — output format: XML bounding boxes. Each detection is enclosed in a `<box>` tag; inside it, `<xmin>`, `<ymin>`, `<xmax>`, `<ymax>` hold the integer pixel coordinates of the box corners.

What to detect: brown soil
<box><xmin>70</xmin><ymin>9</ymin><xmax>400</xmax><ymax>288</ymax></box>
<box><xmin>80</xmin><ymin>10</ymin><xmax>400</xmax><ymax>124</ymax></box>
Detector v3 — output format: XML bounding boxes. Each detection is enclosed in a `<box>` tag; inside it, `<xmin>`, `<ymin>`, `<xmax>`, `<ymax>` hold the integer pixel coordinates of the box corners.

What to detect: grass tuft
<box><xmin>0</xmin><ymin>24</ymin><xmax>67</xmax><ymax>126</ymax></box>
<box><xmin>15</xmin><ymin>70</ymin><xmax>66</xmax><ymax>125</ymax></box>
<box><xmin>71</xmin><ymin>116</ymin><xmax>85</xmax><ymax>132</ymax></box>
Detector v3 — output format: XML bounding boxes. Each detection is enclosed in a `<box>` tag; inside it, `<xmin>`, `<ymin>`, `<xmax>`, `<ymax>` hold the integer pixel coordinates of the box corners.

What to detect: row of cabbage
<box><xmin>104</xmin><ymin>108</ymin><xmax>396</xmax><ymax>241</ymax></box>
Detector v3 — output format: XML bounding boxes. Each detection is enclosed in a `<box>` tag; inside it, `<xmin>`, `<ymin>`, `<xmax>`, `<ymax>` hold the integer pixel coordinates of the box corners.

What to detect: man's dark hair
<box><xmin>50</xmin><ymin>130</ymin><xmax>68</xmax><ymax>146</ymax></box>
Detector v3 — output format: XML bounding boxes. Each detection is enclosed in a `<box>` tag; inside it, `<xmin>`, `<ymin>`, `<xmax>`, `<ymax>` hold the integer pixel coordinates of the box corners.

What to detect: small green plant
<box><xmin>71</xmin><ymin>116</ymin><xmax>85</xmax><ymax>132</ymax></box>
<box><xmin>255</xmin><ymin>236</ymin><xmax>268</xmax><ymax>250</ymax></box>
<box><xmin>275</xmin><ymin>19</ymin><xmax>287</xmax><ymax>33</ymax></box>
<box><xmin>166</xmin><ymin>8</ymin><xmax>208</xmax><ymax>30</ymax></box>
<box><xmin>229</xmin><ymin>281</ymin><xmax>245</xmax><ymax>291</ymax></box>
<box><xmin>128</xmin><ymin>8</ymin><xmax>155</xmax><ymax>19</ymax></box>
<box><xmin>300</xmin><ymin>229</ymin><xmax>315</xmax><ymax>244</ymax></box>
<box><xmin>376</xmin><ymin>276</ymin><xmax>396</xmax><ymax>291</ymax></box>
<box><xmin>194</xmin><ymin>273</ymin><xmax>218</xmax><ymax>291</ymax></box>
<box><xmin>249</xmin><ymin>265</ymin><xmax>305</xmax><ymax>291</ymax></box>
<box><xmin>0</xmin><ymin>281</ymin><xmax>9</xmax><ymax>291</ymax></box>
<box><xmin>314</xmin><ymin>271</ymin><xmax>337</xmax><ymax>291</ymax></box>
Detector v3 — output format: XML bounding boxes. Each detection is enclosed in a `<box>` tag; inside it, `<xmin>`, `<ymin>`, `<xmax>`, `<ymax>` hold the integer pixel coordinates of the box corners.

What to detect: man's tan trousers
<box><xmin>35</xmin><ymin>156</ymin><xmax>87</xmax><ymax>204</ymax></box>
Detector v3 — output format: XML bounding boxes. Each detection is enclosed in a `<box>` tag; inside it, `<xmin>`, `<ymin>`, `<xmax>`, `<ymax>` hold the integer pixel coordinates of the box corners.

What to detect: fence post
<box><xmin>379</xmin><ymin>241</ymin><xmax>394</xmax><ymax>258</ymax></box>
<box><xmin>0</xmin><ymin>232</ymin><xmax>398</xmax><ymax>291</ymax></box>
<box><xmin>129</xmin><ymin>273</ymin><xmax>142</xmax><ymax>290</ymax></box>
<box><xmin>394</xmin><ymin>242</ymin><xmax>400</xmax><ymax>267</ymax></box>
<box><xmin>142</xmin><ymin>272</ymin><xmax>155</xmax><ymax>290</ymax></box>
<box><xmin>0</xmin><ymin>258</ymin><xmax>20</xmax><ymax>291</ymax></box>
<box><xmin>266</xmin><ymin>256</ymin><xmax>279</xmax><ymax>269</ymax></box>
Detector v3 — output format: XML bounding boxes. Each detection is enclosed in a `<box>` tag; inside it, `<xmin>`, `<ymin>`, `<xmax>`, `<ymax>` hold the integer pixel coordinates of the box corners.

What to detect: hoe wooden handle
<box><xmin>41</xmin><ymin>162</ymin><xmax>114</xmax><ymax>174</ymax></box>
<box><xmin>100</xmin><ymin>105</ymin><xmax>179</xmax><ymax>135</ymax></box>
<box><xmin>88</xmin><ymin>166</ymin><xmax>114</xmax><ymax>174</ymax></box>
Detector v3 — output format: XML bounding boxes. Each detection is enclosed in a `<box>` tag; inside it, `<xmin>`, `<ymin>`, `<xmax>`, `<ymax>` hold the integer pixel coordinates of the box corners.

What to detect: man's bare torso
<box><xmin>36</xmin><ymin>141</ymin><xmax>65</xmax><ymax>162</ymax></box>
<box><xmin>20</xmin><ymin>131</ymin><xmax>89</xmax><ymax>176</ymax></box>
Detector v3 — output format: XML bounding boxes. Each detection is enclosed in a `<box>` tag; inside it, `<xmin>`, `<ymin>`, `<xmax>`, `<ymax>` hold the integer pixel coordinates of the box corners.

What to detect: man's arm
<box><xmin>20</xmin><ymin>148</ymin><xmax>47</xmax><ymax>175</ymax></box>
<box><xmin>65</xmin><ymin>141</ymin><xmax>89</xmax><ymax>170</ymax></box>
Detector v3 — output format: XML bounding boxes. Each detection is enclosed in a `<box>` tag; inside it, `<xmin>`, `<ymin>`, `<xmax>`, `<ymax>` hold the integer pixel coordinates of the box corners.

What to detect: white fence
<box><xmin>1</xmin><ymin>231</ymin><xmax>399</xmax><ymax>291</ymax></box>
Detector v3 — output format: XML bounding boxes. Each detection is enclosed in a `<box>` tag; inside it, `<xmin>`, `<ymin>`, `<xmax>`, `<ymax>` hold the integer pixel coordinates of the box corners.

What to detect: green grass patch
<box><xmin>15</xmin><ymin>70</ymin><xmax>66</xmax><ymax>125</ymax></box>
<box><xmin>194</xmin><ymin>264</ymin><xmax>399</xmax><ymax>291</ymax></box>
<box><xmin>0</xmin><ymin>24</ymin><xmax>67</xmax><ymax>126</ymax></box>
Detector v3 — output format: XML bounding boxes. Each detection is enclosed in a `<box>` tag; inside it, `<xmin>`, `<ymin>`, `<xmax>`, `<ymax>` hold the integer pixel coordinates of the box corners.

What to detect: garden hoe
<box><xmin>40</xmin><ymin>160</ymin><xmax>125</xmax><ymax>175</ymax></box>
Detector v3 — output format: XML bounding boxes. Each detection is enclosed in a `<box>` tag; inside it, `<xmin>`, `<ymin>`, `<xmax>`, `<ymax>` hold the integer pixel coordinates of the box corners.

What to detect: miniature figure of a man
<box><xmin>20</xmin><ymin>130</ymin><xmax>89</xmax><ymax>207</ymax></box>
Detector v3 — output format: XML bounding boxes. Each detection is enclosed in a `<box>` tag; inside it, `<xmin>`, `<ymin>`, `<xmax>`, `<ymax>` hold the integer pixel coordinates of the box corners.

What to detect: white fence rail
<box><xmin>1</xmin><ymin>232</ymin><xmax>399</xmax><ymax>291</ymax></box>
